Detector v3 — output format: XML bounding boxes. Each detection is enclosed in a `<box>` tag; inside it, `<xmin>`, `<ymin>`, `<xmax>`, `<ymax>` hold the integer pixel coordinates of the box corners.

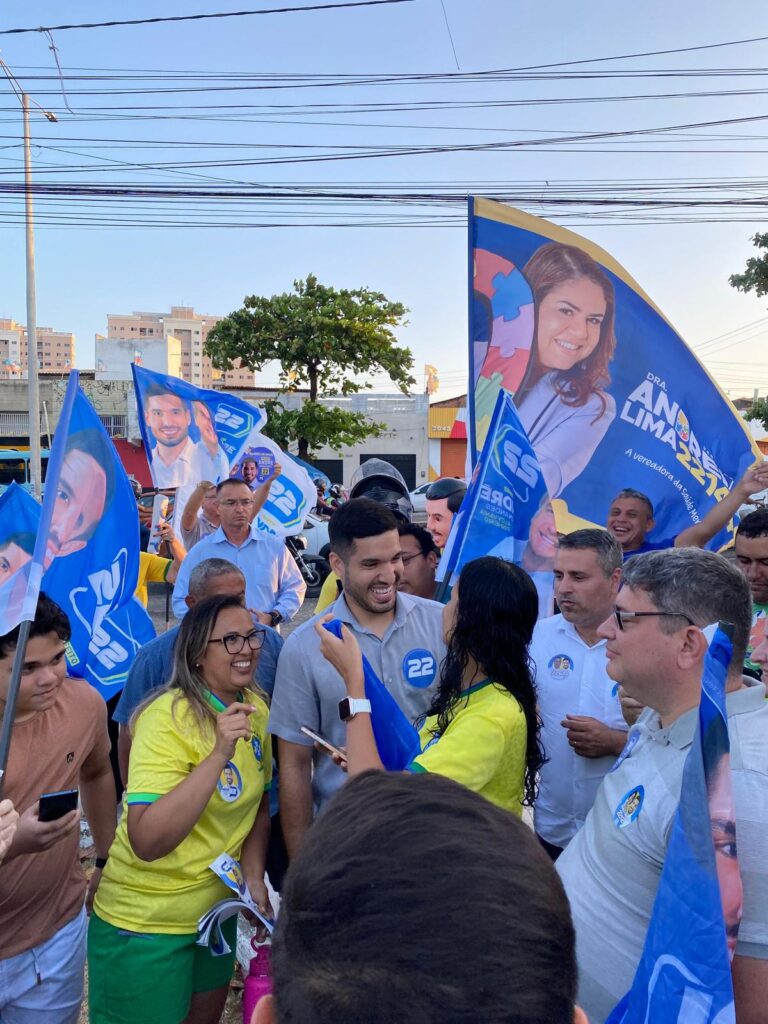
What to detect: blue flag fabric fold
<box><xmin>0</xmin><ymin>373</ymin><xmax>80</xmax><ymax>635</ymax></box>
<box><xmin>437</xmin><ymin>388</ymin><xmax>554</xmax><ymax>615</ymax></box>
<box><xmin>606</xmin><ymin>628</ymin><xmax>739</xmax><ymax>1024</ymax></box>
<box><xmin>323</xmin><ymin>619</ymin><xmax>420</xmax><ymax>771</ymax></box>
<box><xmin>40</xmin><ymin>384</ymin><xmax>156</xmax><ymax>699</ymax></box>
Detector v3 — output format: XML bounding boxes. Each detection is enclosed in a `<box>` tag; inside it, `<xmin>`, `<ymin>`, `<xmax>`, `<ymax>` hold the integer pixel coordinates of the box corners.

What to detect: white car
<box><xmin>409</xmin><ymin>481</ymin><xmax>432</xmax><ymax>515</ymax></box>
<box><xmin>302</xmin><ymin>511</ymin><xmax>331</xmax><ymax>559</ymax></box>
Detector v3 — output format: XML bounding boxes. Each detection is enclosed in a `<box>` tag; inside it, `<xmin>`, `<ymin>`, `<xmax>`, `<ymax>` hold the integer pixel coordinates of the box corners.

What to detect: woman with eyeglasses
<box><xmin>88</xmin><ymin>594</ymin><xmax>272</xmax><ymax>1024</ymax></box>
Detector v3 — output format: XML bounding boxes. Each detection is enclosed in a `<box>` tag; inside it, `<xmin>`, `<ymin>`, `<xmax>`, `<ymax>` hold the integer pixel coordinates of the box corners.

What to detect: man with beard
<box><xmin>143</xmin><ymin>384</ymin><xmax>196</xmax><ymax>489</ymax></box>
<box><xmin>269</xmin><ymin>499</ymin><xmax>446</xmax><ymax>857</ymax></box>
<box><xmin>529</xmin><ymin>529</ymin><xmax>627</xmax><ymax>861</ymax></box>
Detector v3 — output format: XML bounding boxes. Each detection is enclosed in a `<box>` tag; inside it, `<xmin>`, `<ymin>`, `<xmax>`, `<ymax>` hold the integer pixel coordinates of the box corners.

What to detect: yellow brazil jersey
<box><xmin>316</xmin><ymin>570</ymin><xmax>342</xmax><ymax>613</ymax></box>
<box><xmin>94</xmin><ymin>688</ymin><xmax>272</xmax><ymax>934</ymax></box>
<box><xmin>135</xmin><ymin>551</ymin><xmax>171</xmax><ymax>608</ymax></box>
<box><xmin>408</xmin><ymin>680</ymin><xmax>527</xmax><ymax>816</ymax></box>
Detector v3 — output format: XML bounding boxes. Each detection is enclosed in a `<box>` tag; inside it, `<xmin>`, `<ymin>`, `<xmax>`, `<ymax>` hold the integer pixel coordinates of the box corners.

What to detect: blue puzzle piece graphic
<box><xmin>490</xmin><ymin>268</ymin><xmax>533</xmax><ymax>322</ymax></box>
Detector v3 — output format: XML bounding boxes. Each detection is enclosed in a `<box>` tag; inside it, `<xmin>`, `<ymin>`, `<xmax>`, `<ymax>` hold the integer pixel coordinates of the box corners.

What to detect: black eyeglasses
<box><xmin>614</xmin><ymin>610</ymin><xmax>695</xmax><ymax>631</ymax></box>
<box><xmin>207</xmin><ymin>629</ymin><xmax>265</xmax><ymax>654</ymax></box>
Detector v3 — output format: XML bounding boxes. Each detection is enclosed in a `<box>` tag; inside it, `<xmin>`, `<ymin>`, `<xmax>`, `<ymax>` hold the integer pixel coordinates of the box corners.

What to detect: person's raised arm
<box><xmin>127</xmin><ymin>703</ymin><xmax>255</xmax><ymax>861</ymax></box>
<box><xmin>315</xmin><ymin>617</ymin><xmax>384</xmax><ymax>777</ymax></box>
<box><xmin>676</xmin><ymin>462</ymin><xmax>768</xmax><ymax>549</ymax></box>
<box><xmin>156</xmin><ymin>521</ymin><xmax>186</xmax><ymax>585</ymax></box>
<box><xmin>181</xmin><ymin>481</ymin><xmax>214</xmax><ymax>531</ymax></box>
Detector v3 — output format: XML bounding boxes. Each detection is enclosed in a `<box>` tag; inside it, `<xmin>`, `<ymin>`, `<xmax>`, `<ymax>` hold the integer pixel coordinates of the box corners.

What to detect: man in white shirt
<box><xmin>530</xmin><ymin>528</ymin><xmax>628</xmax><ymax>860</ymax></box>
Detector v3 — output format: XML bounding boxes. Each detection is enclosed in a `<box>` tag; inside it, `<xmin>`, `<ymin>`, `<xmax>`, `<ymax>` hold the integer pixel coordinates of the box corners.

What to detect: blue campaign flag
<box><xmin>438</xmin><ymin>388</ymin><xmax>555</xmax><ymax>616</ymax></box>
<box><xmin>606</xmin><ymin>627</ymin><xmax>740</xmax><ymax>1024</ymax></box>
<box><xmin>0</xmin><ymin>483</ymin><xmax>44</xmax><ymax>633</ymax></box>
<box><xmin>0</xmin><ymin>373</ymin><xmax>79</xmax><ymax>635</ymax></box>
<box><xmin>41</xmin><ymin>384</ymin><xmax>156</xmax><ymax>699</ymax></box>
<box><xmin>469</xmin><ymin>198</ymin><xmax>760</xmax><ymax>550</ymax></box>
<box><xmin>323</xmin><ymin>619</ymin><xmax>420</xmax><ymax>771</ymax></box>
<box><xmin>132</xmin><ymin>364</ymin><xmax>315</xmax><ymax>537</ymax></box>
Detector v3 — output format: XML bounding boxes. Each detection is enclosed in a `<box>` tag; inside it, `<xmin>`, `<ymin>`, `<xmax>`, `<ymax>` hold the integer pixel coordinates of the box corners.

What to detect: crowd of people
<box><xmin>1</xmin><ymin>453</ymin><xmax>768</xmax><ymax>1024</ymax></box>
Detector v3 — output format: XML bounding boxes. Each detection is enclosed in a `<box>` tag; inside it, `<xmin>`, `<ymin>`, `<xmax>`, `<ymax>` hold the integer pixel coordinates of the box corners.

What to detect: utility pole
<box><xmin>1</xmin><ymin>62</ymin><xmax>57</xmax><ymax>499</ymax></box>
<box><xmin>23</xmin><ymin>93</ymin><xmax>42</xmax><ymax>499</ymax></box>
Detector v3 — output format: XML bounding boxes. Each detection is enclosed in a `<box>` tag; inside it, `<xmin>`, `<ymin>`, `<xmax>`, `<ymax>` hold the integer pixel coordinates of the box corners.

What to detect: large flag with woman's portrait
<box><xmin>468</xmin><ymin>198</ymin><xmax>761</xmax><ymax>549</ymax></box>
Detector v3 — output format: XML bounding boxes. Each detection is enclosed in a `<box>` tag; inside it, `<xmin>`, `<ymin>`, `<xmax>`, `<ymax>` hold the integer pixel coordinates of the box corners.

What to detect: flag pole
<box><xmin>0</xmin><ymin>619</ymin><xmax>33</xmax><ymax>796</ymax></box>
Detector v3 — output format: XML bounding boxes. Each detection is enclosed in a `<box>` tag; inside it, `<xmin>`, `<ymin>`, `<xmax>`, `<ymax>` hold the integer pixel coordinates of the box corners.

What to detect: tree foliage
<box><xmin>743</xmin><ymin>397</ymin><xmax>768</xmax><ymax>432</ymax></box>
<box><xmin>205</xmin><ymin>274</ymin><xmax>415</xmax><ymax>459</ymax></box>
<box><xmin>261</xmin><ymin>398</ymin><xmax>386</xmax><ymax>456</ymax></box>
<box><xmin>730</xmin><ymin>233</ymin><xmax>768</xmax><ymax>299</ymax></box>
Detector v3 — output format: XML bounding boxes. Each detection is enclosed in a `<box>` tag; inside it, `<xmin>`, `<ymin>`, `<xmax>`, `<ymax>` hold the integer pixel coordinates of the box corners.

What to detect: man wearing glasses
<box><xmin>556</xmin><ymin>547</ymin><xmax>768</xmax><ymax>1024</ymax></box>
<box><xmin>171</xmin><ymin>479</ymin><xmax>306</xmax><ymax>626</ymax></box>
<box><xmin>397</xmin><ymin>523</ymin><xmax>439</xmax><ymax>601</ymax></box>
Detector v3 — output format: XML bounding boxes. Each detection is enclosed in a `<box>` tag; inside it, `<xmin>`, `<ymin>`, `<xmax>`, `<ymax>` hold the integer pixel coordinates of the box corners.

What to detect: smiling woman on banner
<box><xmin>88</xmin><ymin>594</ymin><xmax>273</xmax><ymax>1024</ymax></box>
<box><xmin>475</xmin><ymin>243</ymin><xmax>618</xmax><ymax>498</ymax></box>
<box><xmin>514</xmin><ymin>243</ymin><xmax>617</xmax><ymax>496</ymax></box>
<box><xmin>316</xmin><ymin>556</ymin><xmax>545</xmax><ymax>816</ymax></box>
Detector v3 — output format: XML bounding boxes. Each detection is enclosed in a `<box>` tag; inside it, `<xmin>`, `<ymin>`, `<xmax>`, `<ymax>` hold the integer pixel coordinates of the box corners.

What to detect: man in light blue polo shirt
<box><xmin>171</xmin><ymin>478</ymin><xmax>305</xmax><ymax>627</ymax></box>
<box><xmin>270</xmin><ymin>498</ymin><xmax>446</xmax><ymax>858</ymax></box>
<box><xmin>556</xmin><ymin>548</ymin><xmax>768</xmax><ymax>1024</ymax></box>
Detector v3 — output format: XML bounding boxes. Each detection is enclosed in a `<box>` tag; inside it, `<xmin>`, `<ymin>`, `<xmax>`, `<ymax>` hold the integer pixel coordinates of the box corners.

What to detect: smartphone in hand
<box><xmin>300</xmin><ymin>726</ymin><xmax>346</xmax><ymax>760</ymax></box>
<box><xmin>38</xmin><ymin>789</ymin><xmax>79</xmax><ymax>822</ymax></box>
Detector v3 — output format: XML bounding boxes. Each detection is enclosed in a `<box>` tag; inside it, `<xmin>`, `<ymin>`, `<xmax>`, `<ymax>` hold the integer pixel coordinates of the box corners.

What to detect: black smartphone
<box><xmin>38</xmin><ymin>789</ymin><xmax>79</xmax><ymax>822</ymax></box>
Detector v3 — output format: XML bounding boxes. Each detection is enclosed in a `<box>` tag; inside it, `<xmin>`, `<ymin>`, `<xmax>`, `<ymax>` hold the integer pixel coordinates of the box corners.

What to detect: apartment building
<box><xmin>0</xmin><ymin>318</ymin><xmax>74</xmax><ymax>379</ymax></box>
<box><xmin>96</xmin><ymin>306</ymin><xmax>256</xmax><ymax>387</ymax></box>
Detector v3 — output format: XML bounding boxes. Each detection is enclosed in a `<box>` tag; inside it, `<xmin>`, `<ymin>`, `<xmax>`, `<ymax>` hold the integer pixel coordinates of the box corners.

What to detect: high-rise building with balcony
<box><xmin>0</xmin><ymin>318</ymin><xmax>74</xmax><ymax>379</ymax></box>
<box><xmin>95</xmin><ymin>306</ymin><xmax>256</xmax><ymax>386</ymax></box>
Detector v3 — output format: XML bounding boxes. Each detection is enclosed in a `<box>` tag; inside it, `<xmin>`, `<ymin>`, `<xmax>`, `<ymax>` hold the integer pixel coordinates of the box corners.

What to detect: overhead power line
<box><xmin>0</xmin><ymin>0</ymin><xmax>414</xmax><ymax>36</ymax></box>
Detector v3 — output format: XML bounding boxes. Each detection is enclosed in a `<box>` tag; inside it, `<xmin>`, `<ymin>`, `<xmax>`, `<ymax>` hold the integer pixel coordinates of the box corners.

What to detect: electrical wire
<box><xmin>0</xmin><ymin>0</ymin><xmax>415</xmax><ymax>36</ymax></box>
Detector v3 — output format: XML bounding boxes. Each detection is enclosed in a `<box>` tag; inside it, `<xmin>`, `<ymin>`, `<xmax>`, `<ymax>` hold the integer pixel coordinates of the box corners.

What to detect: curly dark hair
<box><xmin>427</xmin><ymin>556</ymin><xmax>545</xmax><ymax>807</ymax></box>
<box><xmin>517</xmin><ymin>241</ymin><xmax>617</xmax><ymax>421</ymax></box>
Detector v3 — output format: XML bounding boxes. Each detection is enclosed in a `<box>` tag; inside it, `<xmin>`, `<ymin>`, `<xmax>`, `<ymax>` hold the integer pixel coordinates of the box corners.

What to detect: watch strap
<box><xmin>339</xmin><ymin>697</ymin><xmax>372</xmax><ymax>722</ymax></box>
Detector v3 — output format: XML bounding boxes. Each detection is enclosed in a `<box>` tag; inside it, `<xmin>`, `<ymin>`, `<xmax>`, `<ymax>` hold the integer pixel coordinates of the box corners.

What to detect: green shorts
<box><xmin>88</xmin><ymin>912</ymin><xmax>237</xmax><ymax>1024</ymax></box>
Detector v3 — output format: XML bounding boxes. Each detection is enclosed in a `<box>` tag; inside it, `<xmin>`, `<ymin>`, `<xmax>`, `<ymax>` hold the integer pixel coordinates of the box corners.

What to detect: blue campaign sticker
<box><xmin>242</xmin><ymin>446</ymin><xmax>276</xmax><ymax>484</ymax></box>
<box><xmin>251</xmin><ymin>735</ymin><xmax>263</xmax><ymax>765</ymax></box>
<box><xmin>611</xmin><ymin>682</ymin><xmax>620</xmax><ymax>698</ymax></box>
<box><xmin>613</xmin><ymin>785</ymin><xmax>645</xmax><ymax>829</ymax></box>
<box><xmin>402</xmin><ymin>649</ymin><xmax>438</xmax><ymax>688</ymax></box>
<box><xmin>217</xmin><ymin>761</ymin><xmax>243</xmax><ymax>803</ymax></box>
<box><xmin>548</xmin><ymin>654</ymin><xmax>574</xmax><ymax>680</ymax></box>
<box><xmin>609</xmin><ymin>729</ymin><xmax>640</xmax><ymax>773</ymax></box>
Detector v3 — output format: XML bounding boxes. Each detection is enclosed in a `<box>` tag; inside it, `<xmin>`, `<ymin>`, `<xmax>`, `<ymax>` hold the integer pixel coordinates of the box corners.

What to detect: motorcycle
<box><xmin>286</xmin><ymin>533</ymin><xmax>330</xmax><ymax>599</ymax></box>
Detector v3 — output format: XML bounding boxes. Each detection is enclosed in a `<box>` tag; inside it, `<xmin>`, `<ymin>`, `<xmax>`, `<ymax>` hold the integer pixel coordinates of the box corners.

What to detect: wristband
<box><xmin>95</xmin><ymin>856</ymin><xmax>108</xmax><ymax>870</ymax></box>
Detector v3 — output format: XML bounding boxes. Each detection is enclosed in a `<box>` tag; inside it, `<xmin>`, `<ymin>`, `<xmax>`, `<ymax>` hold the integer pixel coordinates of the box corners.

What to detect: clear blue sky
<box><xmin>0</xmin><ymin>0</ymin><xmax>767</xmax><ymax>398</ymax></box>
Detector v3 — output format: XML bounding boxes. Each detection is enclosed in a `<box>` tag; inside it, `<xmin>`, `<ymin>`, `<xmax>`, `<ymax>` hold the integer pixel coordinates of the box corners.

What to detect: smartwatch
<box><xmin>339</xmin><ymin>697</ymin><xmax>372</xmax><ymax>722</ymax></box>
<box><xmin>269</xmin><ymin>610</ymin><xmax>283</xmax><ymax>628</ymax></box>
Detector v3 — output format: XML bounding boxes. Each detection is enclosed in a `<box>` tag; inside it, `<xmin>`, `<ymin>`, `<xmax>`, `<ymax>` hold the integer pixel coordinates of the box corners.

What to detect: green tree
<box><xmin>730</xmin><ymin>233</ymin><xmax>768</xmax><ymax>299</ymax></box>
<box><xmin>206</xmin><ymin>274</ymin><xmax>415</xmax><ymax>460</ymax></box>
<box><xmin>743</xmin><ymin>397</ymin><xmax>768</xmax><ymax>432</ymax></box>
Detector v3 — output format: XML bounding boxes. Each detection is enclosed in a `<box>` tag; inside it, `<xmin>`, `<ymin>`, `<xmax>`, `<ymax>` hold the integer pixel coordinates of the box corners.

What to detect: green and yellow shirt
<box><xmin>408</xmin><ymin>680</ymin><xmax>527</xmax><ymax>816</ymax></box>
<box><xmin>95</xmin><ymin>688</ymin><xmax>271</xmax><ymax>934</ymax></box>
